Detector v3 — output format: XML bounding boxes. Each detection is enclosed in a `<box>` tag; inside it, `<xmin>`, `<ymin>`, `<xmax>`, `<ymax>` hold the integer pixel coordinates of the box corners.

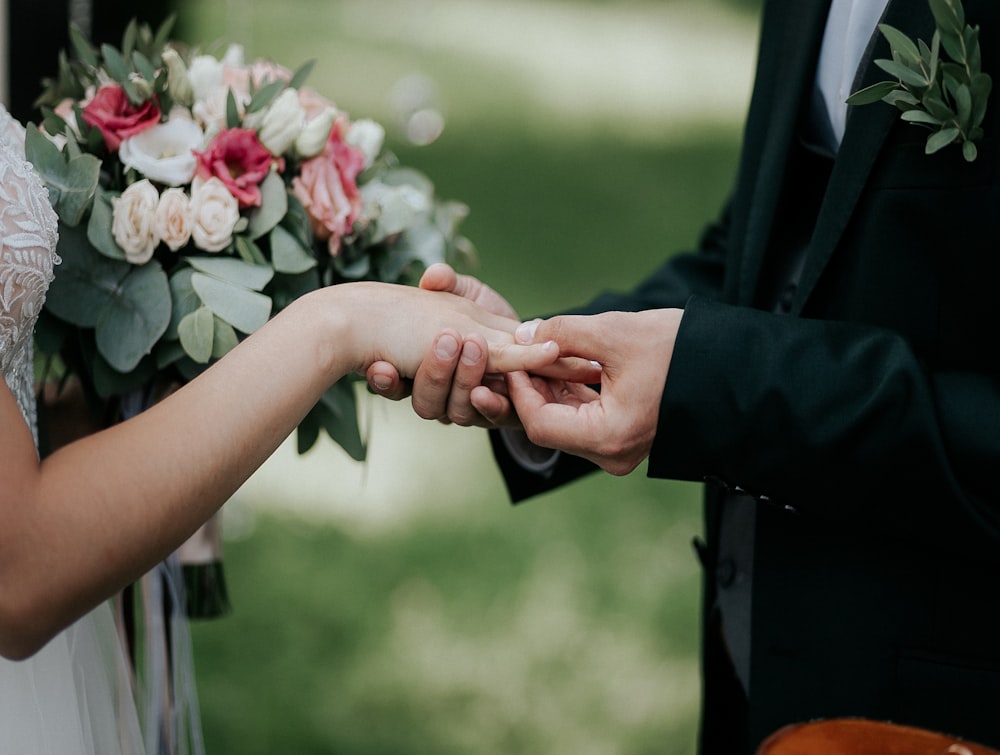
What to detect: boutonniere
<box><xmin>847</xmin><ymin>0</ymin><xmax>992</xmax><ymax>162</ymax></box>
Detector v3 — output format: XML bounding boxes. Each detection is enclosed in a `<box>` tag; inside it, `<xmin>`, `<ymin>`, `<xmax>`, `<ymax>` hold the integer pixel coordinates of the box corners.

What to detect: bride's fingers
<box><xmin>485</xmin><ymin>339</ymin><xmax>560</xmax><ymax>373</ymax></box>
<box><xmin>530</xmin><ymin>356</ymin><xmax>602</xmax><ymax>384</ymax></box>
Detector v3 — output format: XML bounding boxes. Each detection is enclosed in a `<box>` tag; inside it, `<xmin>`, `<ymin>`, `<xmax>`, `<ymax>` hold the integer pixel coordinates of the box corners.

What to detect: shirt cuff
<box><xmin>499</xmin><ymin>428</ymin><xmax>560</xmax><ymax>476</ymax></box>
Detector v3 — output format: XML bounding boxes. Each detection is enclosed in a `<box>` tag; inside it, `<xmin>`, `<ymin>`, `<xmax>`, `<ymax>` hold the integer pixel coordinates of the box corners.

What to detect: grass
<box><xmin>173</xmin><ymin>1</ymin><xmax>755</xmax><ymax>752</ymax></box>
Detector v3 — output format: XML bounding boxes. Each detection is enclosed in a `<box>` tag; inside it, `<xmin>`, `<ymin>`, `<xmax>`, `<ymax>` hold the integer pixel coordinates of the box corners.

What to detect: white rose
<box><xmin>154</xmin><ymin>187</ymin><xmax>193</xmax><ymax>251</ymax></box>
<box><xmin>162</xmin><ymin>47</ymin><xmax>194</xmax><ymax>106</ymax></box>
<box><xmin>346</xmin><ymin>118</ymin><xmax>385</xmax><ymax>168</ymax></box>
<box><xmin>253</xmin><ymin>88</ymin><xmax>305</xmax><ymax>156</ymax></box>
<box><xmin>112</xmin><ymin>179</ymin><xmax>160</xmax><ymax>264</ymax></box>
<box><xmin>295</xmin><ymin>107</ymin><xmax>338</xmax><ymax>159</ymax></box>
<box><xmin>189</xmin><ymin>176</ymin><xmax>239</xmax><ymax>252</ymax></box>
<box><xmin>191</xmin><ymin>86</ymin><xmax>230</xmax><ymax>141</ymax></box>
<box><xmin>187</xmin><ymin>54</ymin><xmax>224</xmax><ymax>103</ymax></box>
<box><xmin>119</xmin><ymin>117</ymin><xmax>204</xmax><ymax>187</ymax></box>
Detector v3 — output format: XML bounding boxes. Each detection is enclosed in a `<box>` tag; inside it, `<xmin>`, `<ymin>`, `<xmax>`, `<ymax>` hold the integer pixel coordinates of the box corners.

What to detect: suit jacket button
<box><xmin>717</xmin><ymin>558</ymin><xmax>736</xmax><ymax>588</ymax></box>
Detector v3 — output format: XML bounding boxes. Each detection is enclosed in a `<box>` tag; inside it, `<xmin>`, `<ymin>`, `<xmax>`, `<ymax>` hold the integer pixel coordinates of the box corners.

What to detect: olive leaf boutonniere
<box><xmin>847</xmin><ymin>0</ymin><xmax>992</xmax><ymax>162</ymax></box>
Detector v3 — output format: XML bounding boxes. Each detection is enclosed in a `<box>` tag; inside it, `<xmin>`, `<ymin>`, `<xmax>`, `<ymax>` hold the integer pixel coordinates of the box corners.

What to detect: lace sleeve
<box><xmin>0</xmin><ymin>105</ymin><xmax>60</xmax><ymax>447</ymax></box>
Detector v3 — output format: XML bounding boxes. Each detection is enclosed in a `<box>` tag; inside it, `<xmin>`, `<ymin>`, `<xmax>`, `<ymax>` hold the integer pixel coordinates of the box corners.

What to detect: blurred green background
<box><xmin>165</xmin><ymin>1</ymin><xmax>761</xmax><ymax>752</ymax></box>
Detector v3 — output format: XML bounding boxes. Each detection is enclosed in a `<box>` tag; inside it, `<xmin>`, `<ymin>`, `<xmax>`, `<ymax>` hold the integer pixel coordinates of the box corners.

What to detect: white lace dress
<box><xmin>0</xmin><ymin>104</ymin><xmax>145</xmax><ymax>755</ymax></box>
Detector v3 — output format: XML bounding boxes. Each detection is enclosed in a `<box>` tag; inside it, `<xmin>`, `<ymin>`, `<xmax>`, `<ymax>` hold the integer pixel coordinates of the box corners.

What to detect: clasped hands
<box><xmin>368</xmin><ymin>264</ymin><xmax>683</xmax><ymax>476</ymax></box>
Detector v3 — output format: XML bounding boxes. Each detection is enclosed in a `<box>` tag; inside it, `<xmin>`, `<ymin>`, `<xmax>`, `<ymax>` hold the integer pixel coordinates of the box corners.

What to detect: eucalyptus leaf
<box><xmin>247</xmin><ymin>79</ymin><xmax>285</xmax><ymax>114</ymax></box>
<box><xmin>24</xmin><ymin>125</ymin><xmax>100</xmax><ymax>226</ymax></box>
<box><xmin>69</xmin><ymin>24</ymin><xmax>99</xmax><ymax>68</ymax></box>
<box><xmin>101</xmin><ymin>44</ymin><xmax>131</xmax><ymax>86</ymax></box>
<box><xmin>317</xmin><ymin>380</ymin><xmax>366</xmax><ymax>460</ymax></box>
<box><xmin>955</xmin><ymin>82</ymin><xmax>972</xmax><ymax>130</ymax></box>
<box><xmin>246</xmin><ymin>172</ymin><xmax>288</xmax><ymax>239</ymax></box>
<box><xmin>875</xmin><ymin>58</ymin><xmax>930</xmax><ymax>89</ymax></box>
<box><xmin>883</xmin><ymin>89</ymin><xmax>920</xmax><ymax>109</ymax></box>
<box><xmin>46</xmin><ymin>229</ymin><xmax>130</xmax><ymax>327</ymax></box>
<box><xmin>288</xmin><ymin>60</ymin><xmax>316</xmax><ymax>90</ymax></box>
<box><xmin>186</xmin><ymin>256</ymin><xmax>274</xmax><ymax>291</ymax></box>
<box><xmin>167</xmin><ymin>267</ymin><xmax>199</xmax><ymax>339</ymax></box>
<box><xmin>271</xmin><ymin>224</ymin><xmax>317</xmax><ymax>274</ymax></box>
<box><xmin>94</xmin><ymin>262</ymin><xmax>172</xmax><ymax>372</ymax></box>
<box><xmin>178</xmin><ymin>306</ymin><xmax>215</xmax><ymax>363</ymax></box>
<box><xmin>226</xmin><ymin>89</ymin><xmax>240</xmax><ymax>130</ymax></box>
<box><xmin>971</xmin><ymin>73</ymin><xmax>992</xmax><ymax>126</ymax></box>
<box><xmin>211</xmin><ymin>316</ymin><xmax>240</xmax><ymax>358</ymax></box>
<box><xmin>191</xmin><ymin>272</ymin><xmax>273</xmax><ymax>334</ymax></box>
<box><xmin>879</xmin><ymin>24</ymin><xmax>922</xmax><ymax>66</ymax></box>
<box><xmin>962</xmin><ymin>139</ymin><xmax>978</xmax><ymax>162</ymax></box>
<box><xmin>87</xmin><ymin>188</ymin><xmax>128</xmax><ymax>260</ymax></box>
<box><xmin>92</xmin><ymin>351</ymin><xmax>157</xmax><ymax>399</ymax></box>
<box><xmin>925</xmin><ymin>126</ymin><xmax>961</xmax><ymax>154</ymax></box>
<box><xmin>901</xmin><ymin>109</ymin><xmax>942</xmax><ymax>126</ymax></box>
<box><xmin>928</xmin><ymin>0</ymin><xmax>965</xmax><ymax>36</ymax></box>
<box><xmin>234</xmin><ymin>235</ymin><xmax>268</xmax><ymax>265</ymax></box>
<box><xmin>846</xmin><ymin>80</ymin><xmax>898</xmax><ymax>106</ymax></box>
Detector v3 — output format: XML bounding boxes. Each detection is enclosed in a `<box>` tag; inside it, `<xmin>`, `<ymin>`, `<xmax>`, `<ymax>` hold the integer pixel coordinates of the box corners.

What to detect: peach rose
<box><xmin>291</xmin><ymin>127</ymin><xmax>365</xmax><ymax>255</ymax></box>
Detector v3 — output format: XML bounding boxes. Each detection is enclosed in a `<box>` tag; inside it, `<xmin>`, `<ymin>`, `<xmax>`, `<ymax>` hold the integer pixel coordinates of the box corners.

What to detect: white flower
<box><xmin>119</xmin><ymin>118</ymin><xmax>204</xmax><ymax>187</ymax></box>
<box><xmin>162</xmin><ymin>47</ymin><xmax>194</xmax><ymax>106</ymax></box>
<box><xmin>112</xmin><ymin>179</ymin><xmax>160</xmax><ymax>264</ymax></box>
<box><xmin>222</xmin><ymin>44</ymin><xmax>245</xmax><ymax>68</ymax></box>
<box><xmin>154</xmin><ymin>187</ymin><xmax>193</xmax><ymax>251</ymax></box>
<box><xmin>295</xmin><ymin>107</ymin><xmax>338</xmax><ymax>159</ymax></box>
<box><xmin>189</xmin><ymin>176</ymin><xmax>239</xmax><ymax>252</ymax></box>
<box><xmin>346</xmin><ymin>118</ymin><xmax>385</xmax><ymax>168</ymax></box>
<box><xmin>188</xmin><ymin>54</ymin><xmax>224</xmax><ymax>103</ymax></box>
<box><xmin>191</xmin><ymin>86</ymin><xmax>230</xmax><ymax>141</ymax></box>
<box><xmin>253</xmin><ymin>88</ymin><xmax>305</xmax><ymax>156</ymax></box>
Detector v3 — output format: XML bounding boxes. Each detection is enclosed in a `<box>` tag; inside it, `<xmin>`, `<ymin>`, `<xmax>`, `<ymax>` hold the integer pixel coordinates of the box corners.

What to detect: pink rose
<box><xmin>291</xmin><ymin>126</ymin><xmax>366</xmax><ymax>255</ymax></box>
<box><xmin>82</xmin><ymin>85</ymin><xmax>161</xmax><ymax>152</ymax></box>
<box><xmin>194</xmin><ymin>128</ymin><xmax>275</xmax><ymax>208</ymax></box>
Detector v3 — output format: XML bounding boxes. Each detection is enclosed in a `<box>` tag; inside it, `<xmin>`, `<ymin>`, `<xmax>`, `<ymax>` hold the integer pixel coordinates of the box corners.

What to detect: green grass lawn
<box><xmin>176</xmin><ymin>1</ymin><xmax>754</xmax><ymax>752</ymax></box>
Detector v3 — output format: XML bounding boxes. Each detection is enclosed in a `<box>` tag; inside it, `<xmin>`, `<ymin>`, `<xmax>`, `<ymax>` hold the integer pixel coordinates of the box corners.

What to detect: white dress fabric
<box><xmin>0</xmin><ymin>104</ymin><xmax>145</xmax><ymax>755</ymax></box>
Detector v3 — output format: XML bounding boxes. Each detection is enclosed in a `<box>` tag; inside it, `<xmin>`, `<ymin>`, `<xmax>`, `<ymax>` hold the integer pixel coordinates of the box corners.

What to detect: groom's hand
<box><xmin>505</xmin><ymin>309</ymin><xmax>683</xmax><ymax>475</ymax></box>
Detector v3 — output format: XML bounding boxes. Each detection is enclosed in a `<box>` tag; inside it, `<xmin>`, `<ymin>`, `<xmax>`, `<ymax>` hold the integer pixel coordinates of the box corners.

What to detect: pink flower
<box><xmin>292</xmin><ymin>125</ymin><xmax>366</xmax><ymax>255</ymax></box>
<box><xmin>82</xmin><ymin>84</ymin><xmax>161</xmax><ymax>152</ymax></box>
<box><xmin>194</xmin><ymin>128</ymin><xmax>275</xmax><ymax>208</ymax></box>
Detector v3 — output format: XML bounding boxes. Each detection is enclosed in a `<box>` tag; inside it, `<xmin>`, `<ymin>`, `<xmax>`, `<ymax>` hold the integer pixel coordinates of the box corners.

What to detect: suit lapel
<box><xmin>791</xmin><ymin>0</ymin><xmax>936</xmax><ymax>313</ymax></box>
<box><xmin>737</xmin><ymin>0</ymin><xmax>832</xmax><ymax>306</ymax></box>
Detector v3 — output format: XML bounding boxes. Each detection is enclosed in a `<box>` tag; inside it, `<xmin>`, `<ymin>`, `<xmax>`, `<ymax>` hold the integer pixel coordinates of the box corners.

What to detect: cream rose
<box><xmin>119</xmin><ymin>117</ymin><xmax>204</xmax><ymax>187</ymax></box>
<box><xmin>188</xmin><ymin>54</ymin><xmax>225</xmax><ymax>104</ymax></box>
<box><xmin>189</xmin><ymin>176</ymin><xmax>239</xmax><ymax>252</ymax></box>
<box><xmin>154</xmin><ymin>187</ymin><xmax>194</xmax><ymax>251</ymax></box>
<box><xmin>345</xmin><ymin>118</ymin><xmax>385</xmax><ymax>169</ymax></box>
<box><xmin>162</xmin><ymin>47</ymin><xmax>194</xmax><ymax>106</ymax></box>
<box><xmin>112</xmin><ymin>179</ymin><xmax>160</xmax><ymax>264</ymax></box>
<box><xmin>249</xmin><ymin>88</ymin><xmax>304</xmax><ymax>156</ymax></box>
<box><xmin>295</xmin><ymin>107</ymin><xmax>338</xmax><ymax>159</ymax></box>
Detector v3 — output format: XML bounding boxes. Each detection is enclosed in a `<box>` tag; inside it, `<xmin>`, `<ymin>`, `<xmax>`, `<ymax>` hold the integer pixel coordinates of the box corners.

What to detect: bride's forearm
<box><xmin>1</xmin><ymin>287</ymin><xmax>353</xmax><ymax>659</ymax></box>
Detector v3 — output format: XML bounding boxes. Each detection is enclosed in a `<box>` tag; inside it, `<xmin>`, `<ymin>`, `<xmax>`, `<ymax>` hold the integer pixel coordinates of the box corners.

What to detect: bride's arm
<box><xmin>0</xmin><ymin>282</ymin><xmax>560</xmax><ymax>660</ymax></box>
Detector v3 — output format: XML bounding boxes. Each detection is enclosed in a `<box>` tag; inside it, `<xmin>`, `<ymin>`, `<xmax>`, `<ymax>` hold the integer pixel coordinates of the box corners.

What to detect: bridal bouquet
<box><xmin>27</xmin><ymin>18</ymin><xmax>474</xmax><ymax>459</ymax></box>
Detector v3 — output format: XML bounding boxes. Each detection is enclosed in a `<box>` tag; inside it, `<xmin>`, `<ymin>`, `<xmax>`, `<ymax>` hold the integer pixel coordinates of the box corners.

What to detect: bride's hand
<box><xmin>328</xmin><ymin>282</ymin><xmax>598</xmax><ymax>383</ymax></box>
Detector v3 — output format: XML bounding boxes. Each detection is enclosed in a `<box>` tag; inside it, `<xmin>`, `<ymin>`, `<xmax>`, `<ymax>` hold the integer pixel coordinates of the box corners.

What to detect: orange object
<box><xmin>757</xmin><ymin>719</ymin><xmax>1000</xmax><ymax>755</ymax></box>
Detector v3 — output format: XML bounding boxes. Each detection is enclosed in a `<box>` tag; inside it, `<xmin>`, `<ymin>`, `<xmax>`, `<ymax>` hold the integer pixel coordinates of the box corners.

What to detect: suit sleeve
<box><xmin>652</xmin><ymin>297</ymin><xmax>1000</xmax><ymax>541</ymax></box>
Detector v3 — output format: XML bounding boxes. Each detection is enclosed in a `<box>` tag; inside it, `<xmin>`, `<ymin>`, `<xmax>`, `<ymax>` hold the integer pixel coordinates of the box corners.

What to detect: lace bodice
<box><xmin>0</xmin><ymin>105</ymin><xmax>59</xmax><ymax>445</ymax></box>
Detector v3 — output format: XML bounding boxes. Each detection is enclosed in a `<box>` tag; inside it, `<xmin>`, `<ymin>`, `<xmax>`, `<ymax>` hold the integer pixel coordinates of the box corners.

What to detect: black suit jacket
<box><xmin>492</xmin><ymin>0</ymin><xmax>1000</xmax><ymax>752</ymax></box>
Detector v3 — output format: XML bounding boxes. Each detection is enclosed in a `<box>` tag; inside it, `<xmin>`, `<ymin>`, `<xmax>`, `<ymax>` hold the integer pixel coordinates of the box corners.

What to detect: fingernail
<box><xmin>516</xmin><ymin>319</ymin><xmax>539</xmax><ymax>344</ymax></box>
<box><xmin>435</xmin><ymin>333</ymin><xmax>459</xmax><ymax>359</ymax></box>
<box><xmin>461</xmin><ymin>340</ymin><xmax>482</xmax><ymax>365</ymax></box>
<box><xmin>371</xmin><ymin>375</ymin><xmax>391</xmax><ymax>392</ymax></box>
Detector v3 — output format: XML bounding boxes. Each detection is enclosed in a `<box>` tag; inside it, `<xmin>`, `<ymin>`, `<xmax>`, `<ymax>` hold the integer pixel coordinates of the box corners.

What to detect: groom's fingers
<box><xmin>366</xmin><ymin>361</ymin><xmax>411</xmax><ymax>401</ymax></box>
<box><xmin>410</xmin><ymin>330</ymin><xmax>463</xmax><ymax>420</ymax></box>
<box><xmin>419</xmin><ymin>263</ymin><xmax>458</xmax><ymax>293</ymax></box>
<box><xmin>446</xmin><ymin>334</ymin><xmax>490</xmax><ymax>426</ymax></box>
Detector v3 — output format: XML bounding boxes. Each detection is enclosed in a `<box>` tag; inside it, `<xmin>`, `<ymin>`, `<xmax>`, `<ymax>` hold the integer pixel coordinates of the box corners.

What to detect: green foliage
<box><xmin>847</xmin><ymin>0</ymin><xmax>991</xmax><ymax>161</ymax></box>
